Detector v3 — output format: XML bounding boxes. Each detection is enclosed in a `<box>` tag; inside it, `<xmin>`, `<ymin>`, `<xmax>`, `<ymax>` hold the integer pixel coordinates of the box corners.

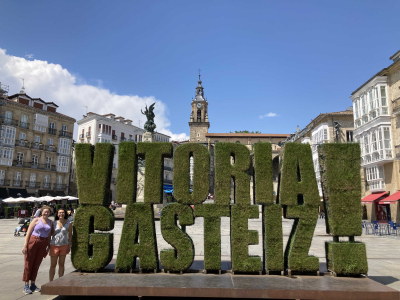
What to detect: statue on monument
<box><xmin>141</xmin><ymin>103</ymin><xmax>156</xmax><ymax>133</ymax></box>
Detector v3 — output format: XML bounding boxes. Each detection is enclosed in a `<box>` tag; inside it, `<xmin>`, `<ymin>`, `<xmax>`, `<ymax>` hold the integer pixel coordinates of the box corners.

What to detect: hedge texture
<box><xmin>318</xmin><ymin>144</ymin><xmax>362</xmax><ymax>236</ymax></box>
<box><xmin>194</xmin><ymin>204</ymin><xmax>230</xmax><ymax>270</ymax></box>
<box><xmin>263</xmin><ymin>205</ymin><xmax>284</xmax><ymax>272</ymax></box>
<box><xmin>137</xmin><ymin>142</ymin><xmax>173</xmax><ymax>204</ymax></box>
<box><xmin>173</xmin><ymin>143</ymin><xmax>210</xmax><ymax>204</ymax></box>
<box><xmin>75</xmin><ymin>143</ymin><xmax>115</xmax><ymax>206</ymax></box>
<box><xmin>160</xmin><ymin>203</ymin><xmax>194</xmax><ymax>272</ymax></box>
<box><xmin>279</xmin><ymin>143</ymin><xmax>319</xmax><ymax>273</ymax></box>
<box><xmin>230</xmin><ymin>204</ymin><xmax>262</xmax><ymax>273</ymax></box>
<box><xmin>215</xmin><ymin>143</ymin><xmax>251</xmax><ymax>205</ymax></box>
<box><xmin>71</xmin><ymin>205</ymin><xmax>115</xmax><ymax>272</ymax></box>
<box><xmin>117</xmin><ymin>142</ymin><xmax>137</xmax><ymax>204</ymax></box>
<box><xmin>115</xmin><ymin>203</ymin><xmax>158</xmax><ymax>271</ymax></box>
<box><xmin>253</xmin><ymin>142</ymin><xmax>274</xmax><ymax>204</ymax></box>
<box><xmin>325</xmin><ymin>242</ymin><xmax>368</xmax><ymax>275</ymax></box>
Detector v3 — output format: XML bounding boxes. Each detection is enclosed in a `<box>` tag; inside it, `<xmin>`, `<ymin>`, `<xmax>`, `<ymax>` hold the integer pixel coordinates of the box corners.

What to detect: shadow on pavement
<box><xmin>369</xmin><ymin>276</ymin><xmax>399</xmax><ymax>285</ymax></box>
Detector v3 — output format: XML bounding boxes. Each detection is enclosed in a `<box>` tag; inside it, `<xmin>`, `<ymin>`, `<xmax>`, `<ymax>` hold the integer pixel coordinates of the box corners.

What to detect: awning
<box><xmin>361</xmin><ymin>191</ymin><xmax>389</xmax><ymax>203</ymax></box>
<box><xmin>8</xmin><ymin>188</ymin><xmax>29</xmax><ymax>198</ymax></box>
<box><xmin>0</xmin><ymin>188</ymin><xmax>8</xmax><ymax>199</ymax></box>
<box><xmin>378</xmin><ymin>191</ymin><xmax>400</xmax><ymax>204</ymax></box>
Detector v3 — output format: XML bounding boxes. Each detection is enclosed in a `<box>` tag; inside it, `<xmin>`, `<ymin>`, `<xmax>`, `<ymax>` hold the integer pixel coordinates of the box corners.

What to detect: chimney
<box><xmin>297</xmin><ymin>125</ymin><xmax>300</xmax><ymax>132</ymax></box>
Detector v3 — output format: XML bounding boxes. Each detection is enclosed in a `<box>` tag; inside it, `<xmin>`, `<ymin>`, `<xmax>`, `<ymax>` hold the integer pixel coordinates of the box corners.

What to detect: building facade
<box><xmin>288</xmin><ymin>109</ymin><xmax>354</xmax><ymax>197</ymax></box>
<box><xmin>75</xmin><ymin>112</ymin><xmax>171</xmax><ymax>202</ymax></box>
<box><xmin>189</xmin><ymin>75</ymin><xmax>209</xmax><ymax>142</ymax></box>
<box><xmin>0</xmin><ymin>89</ymin><xmax>75</xmax><ymax>198</ymax></box>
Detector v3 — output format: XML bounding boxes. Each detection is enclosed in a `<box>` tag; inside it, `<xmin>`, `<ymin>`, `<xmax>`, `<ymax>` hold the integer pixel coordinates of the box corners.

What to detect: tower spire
<box><xmin>195</xmin><ymin>71</ymin><xmax>205</xmax><ymax>101</ymax></box>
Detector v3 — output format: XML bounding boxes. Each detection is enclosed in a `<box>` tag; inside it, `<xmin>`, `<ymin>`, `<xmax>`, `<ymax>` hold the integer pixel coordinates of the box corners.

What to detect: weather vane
<box><xmin>198</xmin><ymin>68</ymin><xmax>201</xmax><ymax>80</ymax></box>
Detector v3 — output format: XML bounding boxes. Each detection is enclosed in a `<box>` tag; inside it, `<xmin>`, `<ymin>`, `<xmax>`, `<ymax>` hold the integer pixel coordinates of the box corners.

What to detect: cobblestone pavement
<box><xmin>1</xmin><ymin>212</ymin><xmax>400</xmax><ymax>300</ymax></box>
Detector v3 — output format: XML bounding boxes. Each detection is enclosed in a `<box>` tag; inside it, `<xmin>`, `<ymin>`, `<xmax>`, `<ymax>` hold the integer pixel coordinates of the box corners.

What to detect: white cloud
<box><xmin>259</xmin><ymin>112</ymin><xmax>278</xmax><ymax>119</ymax></box>
<box><xmin>0</xmin><ymin>48</ymin><xmax>188</xmax><ymax>141</ymax></box>
<box><xmin>25</xmin><ymin>54</ymin><xmax>34</xmax><ymax>59</ymax></box>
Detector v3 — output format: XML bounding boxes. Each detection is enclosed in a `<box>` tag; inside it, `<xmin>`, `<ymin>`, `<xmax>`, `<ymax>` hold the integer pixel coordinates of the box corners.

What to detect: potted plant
<box><xmin>14</xmin><ymin>206</ymin><xmax>21</xmax><ymax>217</ymax></box>
<box><xmin>5</xmin><ymin>207</ymin><xmax>13</xmax><ymax>218</ymax></box>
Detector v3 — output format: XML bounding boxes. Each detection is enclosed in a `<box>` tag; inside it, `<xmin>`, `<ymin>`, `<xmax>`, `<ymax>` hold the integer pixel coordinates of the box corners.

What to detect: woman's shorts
<box><xmin>49</xmin><ymin>244</ymin><xmax>69</xmax><ymax>256</ymax></box>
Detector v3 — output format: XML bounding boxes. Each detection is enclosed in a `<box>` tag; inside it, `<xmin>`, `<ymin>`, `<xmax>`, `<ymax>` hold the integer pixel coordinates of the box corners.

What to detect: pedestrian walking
<box><xmin>49</xmin><ymin>208</ymin><xmax>72</xmax><ymax>281</ymax></box>
<box><xmin>22</xmin><ymin>205</ymin><xmax>53</xmax><ymax>294</ymax></box>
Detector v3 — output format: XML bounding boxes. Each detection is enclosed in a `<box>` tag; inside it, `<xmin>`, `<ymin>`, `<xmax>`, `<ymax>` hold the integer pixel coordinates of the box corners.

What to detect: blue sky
<box><xmin>0</xmin><ymin>0</ymin><xmax>399</xmax><ymax>139</ymax></box>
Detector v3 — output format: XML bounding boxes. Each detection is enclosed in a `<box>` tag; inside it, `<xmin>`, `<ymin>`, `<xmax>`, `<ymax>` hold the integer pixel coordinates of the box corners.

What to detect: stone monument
<box><xmin>141</xmin><ymin>103</ymin><xmax>156</xmax><ymax>142</ymax></box>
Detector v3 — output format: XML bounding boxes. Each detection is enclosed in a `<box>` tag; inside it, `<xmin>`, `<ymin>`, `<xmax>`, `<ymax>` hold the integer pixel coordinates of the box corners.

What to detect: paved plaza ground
<box><xmin>1</xmin><ymin>212</ymin><xmax>400</xmax><ymax>300</ymax></box>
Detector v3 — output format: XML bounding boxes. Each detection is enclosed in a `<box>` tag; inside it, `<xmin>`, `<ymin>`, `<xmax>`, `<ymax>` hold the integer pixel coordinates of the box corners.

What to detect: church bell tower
<box><xmin>189</xmin><ymin>73</ymin><xmax>209</xmax><ymax>142</ymax></box>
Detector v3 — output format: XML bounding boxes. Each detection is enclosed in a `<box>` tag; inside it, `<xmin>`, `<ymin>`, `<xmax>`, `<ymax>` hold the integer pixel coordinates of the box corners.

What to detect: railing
<box><xmin>112</xmin><ymin>135</ymin><xmax>118</xmax><ymax>141</ymax></box>
<box><xmin>79</xmin><ymin>134</ymin><xmax>84</xmax><ymax>139</ymax></box>
<box><xmin>25</xmin><ymin>181</ymin><xmax>41</xmax><ymax>188</ymax></box>
<box><xmin>43</xmin><ymin>182</ymin><xmax>51</xmax><ymax>189</ymax></box>
<box><xmin>46</xmin><ymin>145</ymin><xmax>57</xmax><ymax>152</ymax></box>
<box><xmin>32</xmin><ymin>143</ymin><xmax>44</xmax><ymax>150</ymax></box>
<box><xmin>56</xmin><ymin>166</ymin><xmax>68</xmax><ymax>172</ymax></box>
<box><xmin>54</xmin><ymin>183</ymin><xmax>67</xmax><ymax>190</ymax></box>
<box><xmin>120</xmin><ymin>137</ymin><xmax>126</xmax><ymax>141</ymax></box>
<box><xmin>59</xmin><ymin>131</ymin><xmax>73</xmax><ymax>138</ymax></box>
<box><xmin>13</xmin><ymin>180</ymin><xmax>22</xmax><ymax>187</ymax></box>
<box><xmin>164</xmin><ymin>166</ymin><xmax>173</xmax><ymax>171</ymax></box>
<box><xmin>15</xmin><ymin>140</ymin><xmax>30</xmax><ymax>148</ymax></box>
<box><xmin>20</xmin><ymin>122</ymin><xmax>29</xmax><ymax>129</ymax></box>
<box><xmin>12</xmin><ymin>160</ymin><xmax>56</xmax><ymax>171</ymax></box>
<box><xmin>128</xmin><ymin>138</ymin><xmax>134</xmax><ymax>141</ymax></box>
<box><xmin>164</xmin><ymin>179</ymin><xmax>173</xmax><ymax>184</ymax></box>
<box><xmin>0</xmin><ymin>117</ymin><xmax>18</xmax><ymax>126</ymax></box>
<box><xmin>86</xmin><ymin>132</ymin><xmax>91</xmax><ymax>137</ymax></box>
<box><xmin>0</xmin><ymin>179</ymin><xmax>10</xmax><ymax>186</ymax></box>
<box><xmin>48</xmin><ymin>128</ymin><xmax>57</xmax><ymax>135</ymax></box>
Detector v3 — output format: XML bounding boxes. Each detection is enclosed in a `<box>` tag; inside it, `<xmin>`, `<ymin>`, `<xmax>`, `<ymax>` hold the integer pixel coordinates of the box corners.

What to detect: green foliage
<box><xmin>55</xmin><ymin>204</ymin><xmax>62</xmax><ymax>212</ymax></box>
<box><xmin>284</xmin><ymin>205</ymin><xmax>319</xmax><ymax>272</ymax></box>
<box><xmin>71</xmin><ymin>204</ymin><xmax>78</xmax><ymax>209</ymax></box>
<box><xmin>71</xmin><ymin>205</ymin><xmax>115</xmax><ymax>272</ymax></box>
<box><xmin>173</xmin><ymin>143</ymin><xmax>209</xmax><ymax>204</ymax></box>
<box><xmin>75</xmin><ymin>143</ymin><xmax>115</xmax><ymax>206</ymax></box>
<box><xmin>5</xmin><ymin>207</ymin><xmax>12</xmax><ymax>214</ymax></box>
<box><xmin>325</xmin><ymin>242</ymin><xmax>368</xmax><ymax>275</ymax></box>
<box><xmin>14</xmin><ymin>206</ymin><xmax>21</xmax><ymax>212</ymax></box>
<box><xmin>194</xmin><ymin>204</ymin><xmax>230</xmax><ymax>270</ymax></box>
<box><xmin>116</xmin><ymin>203</ymin><xmax>158</xmax><ymax>271</ymax></box>
<box><xmin>279</xmin><ymin>143</ymin><xmax>320</xmax><ymax>273</ymax></box>
<box><xmin>160</xmin><ymin>203</ymin><xmax>194</xmax><ymax>272</ymax></box>
<box><xmin>137</xmin><ymin>142</ymin><xmax>173</xmax><ymax>204</ymax></box>
<box><xmin>263</xmin><ymin>205</ymin><xmax>284</xmax><ymax>271</ymax></box>
<box><xmin>117</xmin><ymin>142</ymin><xmax>137</xmax><ymax>204</ymax></box>
<box><xmin>215</xmin><ymin>143</ymin><xmax>251</xmax><ymax>205</ymax></box>
<box><xmin>230</xmin><ymin>205</ymin><xmax>262</xmax><ymax>273</ymax></box>
<box><xmin>26</xmin><ymin>206</ymin><xmax>32</xmax><ymax>214</ymax></box>
<box><xmin>279</xmin><ymin>143</ymin><xmax>320</xmax><ymax>207</ymax></box>
<box><xmin>253</xmin><ymin>142</ymin><xmax>273</xmax><ymax>204</ymax></box>
<box><xmin>318</xmin><ymin>144</ymin><xmax>362</xmax><ymax>236</ymax></box>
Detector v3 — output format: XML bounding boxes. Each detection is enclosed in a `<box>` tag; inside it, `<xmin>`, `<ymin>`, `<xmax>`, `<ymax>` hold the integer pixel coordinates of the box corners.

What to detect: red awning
<box><xmin>378</xmin><ymin>191</ymin><xmax>400</xmax><ymax>204</ymax></box>
<box><xmin>361</xmin><ymin>192</ymin><xmax>389</xmax><ymax>203</ymax></box>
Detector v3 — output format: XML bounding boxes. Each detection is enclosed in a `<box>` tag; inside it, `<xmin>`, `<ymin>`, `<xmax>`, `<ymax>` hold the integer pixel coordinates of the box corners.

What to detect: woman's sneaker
<box><xmin>23</xmin><ymin>285</ymin><xmax>32</xmax><ymax>294</ymax></box>
<box><xmin>30</xmin><ymin>284</ymin><xmax>41</xmax><ymax>293</ymax></box>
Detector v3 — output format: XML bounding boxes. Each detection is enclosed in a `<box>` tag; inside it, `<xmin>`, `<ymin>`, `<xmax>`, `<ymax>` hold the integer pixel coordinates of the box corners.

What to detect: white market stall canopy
<box><xmin>1</xmin><ymin>195</ymin><xmax>79</xmax><ymax>203</ymax></box>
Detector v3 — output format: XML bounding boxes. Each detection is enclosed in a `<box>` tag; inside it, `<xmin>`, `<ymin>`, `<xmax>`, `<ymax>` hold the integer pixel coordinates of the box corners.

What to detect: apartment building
<box><xmin>0</xmin><ymin>88</ymin><xmax>75</xmax><ymax>198</ymax></box>
<box><xmin>75</xmin><ymin>112</ymin><xmax>171</xmax><ymax>202</ymax></box>
<box><xmin>287</xmin><ymin>108</ymin><xmax>354</xmax><ymax>197</ymax></box>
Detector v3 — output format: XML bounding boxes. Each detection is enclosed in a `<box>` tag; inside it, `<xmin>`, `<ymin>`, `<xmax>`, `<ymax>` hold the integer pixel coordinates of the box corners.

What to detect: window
<box><xmin>49</xmin><ymin>122</ymin><xmax>55</xmax><ymax>129</ymax></box>
<box><xmin>58</xmin><ymin>138</ymin><xmax>71</xmax><ymax>155</ymax></box>
<box><xmin>346</xmin><ymin>131</ymin><xmax>353</xmax><ymax>142</ymax></box>
<box><xmin>14</xmin><ymin>172</ymin><xmax>21</xmax><ymax>186</ymax></box>
<box><xmin>17</xmin><ymin>152</ymin><xmax>24</xmax><ymax>165</ymax></box>
<box><xmin>21</xmin><ymin>115</ymin><xmax>28</xmax><ymax>128</ymax></box>
<box><xmin>34</xmin><ymin>114</ymin><xmax>48</xmax><ymax>132</ymax></box>
<box><xmin>34</xmin><ymin>136</ymin><xmax>40</xmax><ymax>144</ymax></box>
<box><xmin>19</xmin><ymin>132</ymin><xmax>26</xmax><ymax>141</ymax></box>
<box><xmin>364</xmin><ymin>136</ymin><xmax>369</xmax><ymax>154</ymax></box>
<box><xmin>44</xmin><ymin>175</ymin><xmax>50</xmax><ymax>188</ymax></box>
<box><xmin>371</xmin><ymin>131</ymin><xmax>377</xmax><ymax>151</ymax></box>
<box><xmin>62</xmin><ymin>125</ymin><xmax>67</xmax><ymax>132</ymax></box>
<box><xmin>0</xmin><ymin>147</ymin><xmax>13</xmax><ymax>166</ymax></box>
<box><xmin>48</xmin><ymin>138</ymin><xmax>53</xmax><ymax>146</ymax></box>
<box><xmin>4</xmin><ymin>111</ymin><xmax>12</xmax><ymax>125</ymax></box>
<box><xmin>57</xmin><ymin>156</ymin><xmax>69</xmax><ymax>172</ymax></box>
<box><xmin>29</xmin><ymin>173</ymin><xmax>36</xmax><ymax>187</ymax></box>
<box><xmin>2</xmin><ymin>126</ymin><xmax>16</xmax><ymax>145</ymax></box>
<box><xmin>32</xmin><ymin>155</ymin><xmax>39</xmax><ymax>167</ymax></box>
<box><xmin>384</xmin><ymin>127</ymin><xmax>391</xmax><ymax>149</ymax></box>
<box><xmin>49</xmin><ymin>122</ymin><xmax>56</xmax><ymax>134</ymax></box>
<box><xmin>46</xmin><ymin>157</ymin><xmax>52</xmax><ymax>169</ymax></box>
<box><xmin>0</xmin><ymin>170</ymin><xmax>5</xmax><ymax>185</ymax></box>
<box><xmin>57</xmin><ymin>175</ymin><xmax>63</xmax><ymax>188</ymax></box>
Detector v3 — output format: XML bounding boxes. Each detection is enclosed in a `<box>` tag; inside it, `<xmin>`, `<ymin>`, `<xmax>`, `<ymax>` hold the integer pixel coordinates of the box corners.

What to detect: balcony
<box><xmin>20</xmin><ymin>122</ymin><xmax>29</xmax><ymax>129</ymax></box>
<box><xmin>46</xmin><ymin>145</ymin><xmax>57</xmax><ymax>152</ymax></box>
<box><xmin>42</xmin><ymin>182</ymin><xmax>51</xmax><ymax>189</ymax></box>
<box><xmin>12</xmin><ymin>160</ymin><xmax>57</xmax><ymax>171</ymax></box>
<box><xmin>32</xmin><ymin>143</ymin><xmax>44</xmax><ymax>150</ymax></box>
<box><xmin>48</xmin><ymin>128</ymin><xmax>57</xmax><ymax>135</ymax></box>
<box><xmin>112</xmin><ymin>135</ymin><xmax>118</xmax><ymax>141</ymax></box>
<box><xmin>15</xmin><ymin>140</ymin><xmax>30</xmax><ymax>148</ymax></box>
<box><xmin>79</xmin><ymin>134</ymin><xmax>85</xmax><ymax>139</ymax></box>
<box><xmin>164</xmin><ymin>166</ymin><xmax>173</xmax><ymax>171</ymax></box>
<box><xmin>120</xmin><ymin>137</ymin><xmax>126</xmax><ymax>142</ymax></box>
<box><xmin>361</xmin><ymin>149</ymin><xmax>393</xmax><ymax>167</ymax></box>
<box><xmin>25</xmin><ymin>181</ymin><xmax>41</xmax><ymax>188</ymax></box>
<box><xmin>56</xmin><ymin>166</ymin><xmax>68</xmax><ymax>173</ymax></box>
<box><xmin>13</xmin><ymin>180</ymin><xmax>22</xmax><ymax>187</ymax></box>
<box><xmin>0</xmin><ymin>179</ymin><xmax>10</xmax><ymax>186</ymax></box>
<box><xmin>369</xmin><ymin>179</ymin><xmax>386</xmax><ymax>193</ymax></box>
<box><xmin>164</xmin><ymin>179</ymin><xmax>173</xmax><ymax>184</ymax></box>
<box><xmin>86</xmin><ymin>132</ymin><xmax>91</xmax><ymax>138</ymax></box>
<box><xmin>33</xmin><ymin>124</ymin><xmax>47</xmax><ymax>132</ymax></box>
<box><xmin>59</xmin><ymin>131</ymin><xmax>73</xmax><ymax>138</ymax></box>
<box><xmin>54</xmin><ymin>183</ymin><xmax>67</xmax><ymax>190</ymax></box>
<box><xmin>0</xmin><ymin>117</ymin><xmax>18</xmax><ymax>126</ymax></box>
